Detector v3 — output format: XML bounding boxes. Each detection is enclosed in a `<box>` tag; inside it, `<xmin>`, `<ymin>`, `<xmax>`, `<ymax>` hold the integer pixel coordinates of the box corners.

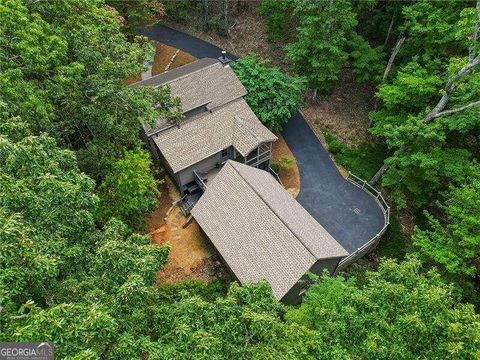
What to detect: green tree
<box><xmin>99</xmin><ymin>149</ymin><xmax>159</xmax><ymax>228</ymax></box>
<box><xmin>347</xmin><ymin>32</ymin><xmax>386</xmax><ymax>83</ymax></box>
<box><xmin>285</xmin><ymin>0</ymin><xmax>357</xmax><ymax>94</ymax></box>
<box><xmin>414</xmin><ymin>167</ymin><xmax>480</xmax><ymax>278</ymax></box>
<box><xmin>150</xmin><ymin>282</ymin><xmax>320</xmax><ymax>359</ymax></box>
<box><xmin>369</xmin><ymin>0</ymin><xmax>480</xmax><ymax>208</ymax></box>
<box><xmin>106</xmin><ymin>0</ymin><xmax>166</xmax><ymax>37</ymax></box>
<box><xmin>0</xmin><ymin>133</ymin><xmax>98</xmax><ymax>304</ymax></box>
<box><xmin>231</xmin><ymin>54</ymin><xmax>305</xmax><ymax>131</ymax></box>
<box><xmin>259</xmin><ymin>0</ymin><xmax>296</xmax><ymax>42</ymax></box>
<box><xmin>286</xmin><ymin>258</ymin><xmax>480</xmax><ymax>359</ymax></box>
<box><xmin>0</xmin><ymin>0</ymin><xmax>181</xmax><ymax>180</ymax></box>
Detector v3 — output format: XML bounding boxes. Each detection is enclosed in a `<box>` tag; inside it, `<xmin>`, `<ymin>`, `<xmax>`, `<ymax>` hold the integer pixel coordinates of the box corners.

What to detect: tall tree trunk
<box><xmin>422</xmin><ymin>54</ymin><xmax>480</xmax><ymax>123</ymax></box>
<box><xmin>369</xmin><ymin>162</ymin><xmax>391</xmax><ymax>186</ymax></box>
<box><xmin>369</xmin><ymin>34</ymin><xmax>405</xmax><ymax>127</ymax></box>
<box><xmin>384</xmin><ymin>14</ymin><xmax>395</xmax><ymax>47</ymax></box>
<box><xmin>203</xmin><ymin>0</ymin><xmax>209</xmax><ymax>27</ymax></box>
<box><xmin>312</xmin><ymin>88</ymin><xmax>318</xmax><ymax>102</ymax></box>
<box><xmin>381</xmin><ymin>35</ymin><xmax>406</xmax><ymax>84</ymax></box>
<box><xmin>224</xmin><ymin>0</ymin><xmax>228</xmax><ymax>35</ymax></box>
<box><xmin>370</xmin><ymin>0</ymin><xmax>480</xmax><ymax>186</ymax></box>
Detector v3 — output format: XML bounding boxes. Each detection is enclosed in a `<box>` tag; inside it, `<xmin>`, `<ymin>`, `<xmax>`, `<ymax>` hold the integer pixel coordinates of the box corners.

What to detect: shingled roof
<box><xmin>152</xmin><ymin>99</ymin><xmax>277</xmax><ymax>173</ymax></box>
<box><xmin>191</xmin><ymin>161</ymin><xmax>348</xmax><ymax>300</ymax></box>
<box><xmin>131</xmin><ymin>58</ymin><xmax>247</xmax><ymax>114</ymax></box>
<box><xmin>133</xmin><ymin>57</ymin><xmax>277</xmax><ymax>173</ymax></box>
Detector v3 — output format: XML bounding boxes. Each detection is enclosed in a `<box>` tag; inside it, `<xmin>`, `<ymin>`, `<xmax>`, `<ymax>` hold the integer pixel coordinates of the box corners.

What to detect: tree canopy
<box><xmin>231</xmin><ymin>54</ymin><xmax>305</xmax><ymax>131</ymax></box>
<box><xmin>286</xmin><ymin>258</ymin><xmax>480</xmax><ymax>359</ymax></box>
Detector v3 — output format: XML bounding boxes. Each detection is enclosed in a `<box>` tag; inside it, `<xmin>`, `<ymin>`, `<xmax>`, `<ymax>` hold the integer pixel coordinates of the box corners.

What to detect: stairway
<box><xmin>179</xmin><ymin>198</ymin><xmax>195</xmax><ymax>216</ymax></box>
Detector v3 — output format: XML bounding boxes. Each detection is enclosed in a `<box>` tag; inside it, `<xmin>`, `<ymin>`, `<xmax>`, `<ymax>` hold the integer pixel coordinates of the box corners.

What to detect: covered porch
<box><xmin>234</xmin><ymin>142</ymin><xmax>272</xmax><ymax>169</ymax></box>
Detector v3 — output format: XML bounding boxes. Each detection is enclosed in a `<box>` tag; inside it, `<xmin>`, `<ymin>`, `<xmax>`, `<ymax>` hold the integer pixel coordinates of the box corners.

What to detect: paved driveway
<box><xmin>283</xmin><ymin>113</ymin><xmax>385</xmax><ymax>253</ymax></box>
<box><xmin>140</xmin><ymin>24</ymin><xmax>385</xmax><ymax>253</ymax></box>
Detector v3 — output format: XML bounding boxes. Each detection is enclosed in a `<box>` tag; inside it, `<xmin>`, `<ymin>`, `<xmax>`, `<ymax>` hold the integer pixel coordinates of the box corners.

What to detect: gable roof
<box><xmin>191</xmin><ymin>161</ymin><xmax>348</xmax><ymax>300</ymax></box>
<box><xmin>131</xmin><ymin>58</ymin><xmax>247</xmax><ymax>115</ymax></box>
<box><xmin>151</xmin><ymin>97</ymin><xmax>277</xmax><ymax>174</ymax></box>
<box><xmin>132</xmin><ymin>57</ymin><xmax>276</xmax><ymax>173</ymax></box>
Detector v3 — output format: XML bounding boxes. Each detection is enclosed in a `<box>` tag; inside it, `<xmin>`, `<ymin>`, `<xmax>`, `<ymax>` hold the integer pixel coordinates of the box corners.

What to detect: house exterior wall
<box><xmin>146</xmin><ymin>137</ymin><xmax>274</xmax><ymax>195</ymax></box>
<box><xmin>176</xmin><ymin>150</ymin><xmax>226</xmax><ymax>191</ymax></box>
<box><xmin>280</xmin><ymin>257</ymin><xmax>343</xmax><ymax>305</ymax></box>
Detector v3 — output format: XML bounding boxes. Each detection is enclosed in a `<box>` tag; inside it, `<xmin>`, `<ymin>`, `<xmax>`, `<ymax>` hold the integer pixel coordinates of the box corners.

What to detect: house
<box><xmin>192</xmin><ymin>160</ymin><xmax>348</xmax><ymax>304</ymax></box>
<box><xmin>133</xmin><ymin>57</ymin><xmax>348</xmax><ymax>304</ymax></box>
<box><xmin>131</xmin><ymin>58</ymin><xmax>277</xmax><ymax>196</ymax></box>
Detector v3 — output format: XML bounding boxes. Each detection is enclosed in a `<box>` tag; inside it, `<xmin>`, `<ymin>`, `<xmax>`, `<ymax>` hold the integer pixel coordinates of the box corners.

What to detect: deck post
<box><xmin>268</xmin><ymin>142</ymin><xmax>272</xmax><ymax>168</ymax></box>
<box><xmin>256</xmin><ymin>146</ymin><xmax>260</xmax><ymax>167</ymax></box>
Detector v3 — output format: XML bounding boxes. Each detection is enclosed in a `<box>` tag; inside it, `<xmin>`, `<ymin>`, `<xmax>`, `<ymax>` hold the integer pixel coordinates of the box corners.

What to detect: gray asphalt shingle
<box><xmin>191</xmin><ymin>161</ymin><xmax>347</xmax><ymax>300</ymax></box>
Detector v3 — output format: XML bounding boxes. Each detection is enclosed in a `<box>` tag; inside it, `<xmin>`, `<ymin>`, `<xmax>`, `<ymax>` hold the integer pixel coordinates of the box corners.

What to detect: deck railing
<box><xmin>334</xmin><ymin>171</ymin><xmax>390</xmax><ymax>274</ymax></box>
<box><xmin>193</xmin><ymin>170</ymin><xmax>207</xmax><ymax>192</ymax></box>
<box><xmin>269</xmin><ymin>166</ymin><xmax>283</xmax><ymax>187</ymax></box>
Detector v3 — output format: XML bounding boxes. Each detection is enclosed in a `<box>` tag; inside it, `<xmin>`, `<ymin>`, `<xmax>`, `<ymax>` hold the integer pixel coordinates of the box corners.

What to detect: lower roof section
<box><xmin>191</xmin><ymin>161</ymin><xmax>347</xmax><ymax>300</ymax></box>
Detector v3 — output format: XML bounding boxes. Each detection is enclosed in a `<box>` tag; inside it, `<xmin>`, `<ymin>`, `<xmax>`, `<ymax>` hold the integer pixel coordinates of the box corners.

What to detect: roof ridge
<box><xmin>156</xmin><ymin>60</ymin><xmax>219</xmax><ymax>87</ymax></box>
<box><xmin>228</xmin><ymin>161</ymin><xmax>318</xmax><ymax>260</ymax></box>
<box><xmin>131</xmin><ymin>58</ymin><xmax>219</xmax><ymax>89</ymax></box>
<box><xmin>232</xmin><ymin>116</ymin><xmax>265</xmax><ymax>156</ymax></box>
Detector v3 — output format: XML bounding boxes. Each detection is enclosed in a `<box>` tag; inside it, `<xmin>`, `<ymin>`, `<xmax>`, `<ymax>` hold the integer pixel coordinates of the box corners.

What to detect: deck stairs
<box><xmin>179</xmin><ymin>198</ymin><xmax>195</xmax><ymax>216</ymax></box>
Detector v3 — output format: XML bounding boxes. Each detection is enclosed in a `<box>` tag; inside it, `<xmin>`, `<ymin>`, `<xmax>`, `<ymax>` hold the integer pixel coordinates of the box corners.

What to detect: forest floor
<box><xmin>145</xmin><ymin>177</ymin><xmax>228</xmax><ymax>284</ymax></box>
<box><xmin>272</xmin><ymin>133</ymin><xmax>300</xmax><ymax>198</ymax></box>
<box><xmin>162</xmin><ymin>10</ymin><xmax>289</xmax><ymax>70</ymax></box>
<box><xmin>301</xmin><ymin>69</ymin><xmax>376</xmax><ymax>147</ymax></box>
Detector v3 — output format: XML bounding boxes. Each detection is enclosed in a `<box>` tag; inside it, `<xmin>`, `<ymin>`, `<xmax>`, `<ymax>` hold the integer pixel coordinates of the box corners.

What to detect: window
<box><xmin>221</xmin><ymin>148</ymin><xmax>229</xmax><ymax>159</ymax></box>
<box><xmin>299</xmin><ymin>282</ymin><xmax>309</xmax><ymax>297</ymax></box>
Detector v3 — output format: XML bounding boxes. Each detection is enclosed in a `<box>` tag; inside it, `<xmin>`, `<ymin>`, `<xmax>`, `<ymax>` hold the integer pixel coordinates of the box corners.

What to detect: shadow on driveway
<box><xmin>140</xmin><ymin>24</ymin><xmax>386</xmax><ymax>254</ymax></box>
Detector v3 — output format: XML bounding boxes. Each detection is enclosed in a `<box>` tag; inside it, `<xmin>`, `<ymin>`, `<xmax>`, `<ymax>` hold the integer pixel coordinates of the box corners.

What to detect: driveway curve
<box><xmin>140</xmin><ymin>24</ymin><xmax>385</xmax><ymax>254</ymax></box>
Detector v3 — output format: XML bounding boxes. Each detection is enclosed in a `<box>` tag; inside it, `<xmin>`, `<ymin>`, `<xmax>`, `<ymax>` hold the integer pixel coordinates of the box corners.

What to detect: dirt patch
<box><xmin>145</xmin><ymin>177</ymin><xmax>225</xmax><ymax>284</ymax></box>
<box><xmin>124</xmin><ymin>73</ymin><xmax>142</xmax><ymax>85</ymax></box>
<box><xmin>272</xmin><ymin>133</ymin><xmax>301</xmax><ymax>198</ymax></box>
<box><xmin>151</xmin><ymin>42</ymin><xmax>197</xmax><ymax>76</ymax></box>
<box><xmin>301</xmin><ymin>68</ymin><xmax>376</xmax><ymax>147</ymax></box>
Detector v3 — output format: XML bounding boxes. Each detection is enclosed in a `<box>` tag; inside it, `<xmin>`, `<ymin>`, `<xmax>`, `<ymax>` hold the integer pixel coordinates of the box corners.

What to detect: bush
<box><xmin>278</xmin><ymin>155</ymin><xmax>296</xmax><ymax>170</ymax></box>
<box><xmin>98</xmin><ymin>149</ymin><xmax>159</xmax><ymax>228</ymax></box>
<box><xmin>231</xmin><ymin>54</ymin><xmax>305</xmax><ymax>131</ymax></box>
<box><xmin>324</xmin><ymin>132</ymin><xmax>387</xmax><ymax>179</ymax></box>
<box><xmin>270</xmin><ymin>163</ymin><xmax>280</xmax><ymax>173</ymax></box>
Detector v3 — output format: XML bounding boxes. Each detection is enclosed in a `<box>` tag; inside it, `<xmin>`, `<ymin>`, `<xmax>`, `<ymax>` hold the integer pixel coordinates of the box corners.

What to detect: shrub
<box><xmin>278</xmin><ymin>155</ymin><xmax>296</xmax><ymax>170</ymax></box>
<box><xmin>231</xmin><ymin>54</ymin><xmax>305</xmax><ymax>131</ymax></box>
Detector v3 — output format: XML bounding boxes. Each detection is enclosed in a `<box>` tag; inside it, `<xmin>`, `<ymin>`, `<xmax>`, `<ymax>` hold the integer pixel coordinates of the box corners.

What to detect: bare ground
<box><xmin>301</xmin><ymin>69</ymin><xmax>377</xmax><ymax>148</ymax></box>
<box><xmin>145</xmin><ymin>177</ymin><xmax>227</xmax><ymax>284</ymax></box>
<box><xmin>151</xmin><ymin>42</ymin><xmax>197</xmax><ymax>76</ymax></box>
<box><xmin>272</xmin><ymin>133</ymin><xmax>301</xmax><ymax>198</ymax></box>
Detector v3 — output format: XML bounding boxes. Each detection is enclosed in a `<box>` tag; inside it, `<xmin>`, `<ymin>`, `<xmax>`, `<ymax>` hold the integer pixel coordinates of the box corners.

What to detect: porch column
<box><xmin>256</xmin><ymin>145</ymin><xmax>260</xmax><ymax>167</ymax></box>
<box><xmin>268</xmin><ymin>142</ymin><xmax>272</xmax><ymax>168</ymax></box>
